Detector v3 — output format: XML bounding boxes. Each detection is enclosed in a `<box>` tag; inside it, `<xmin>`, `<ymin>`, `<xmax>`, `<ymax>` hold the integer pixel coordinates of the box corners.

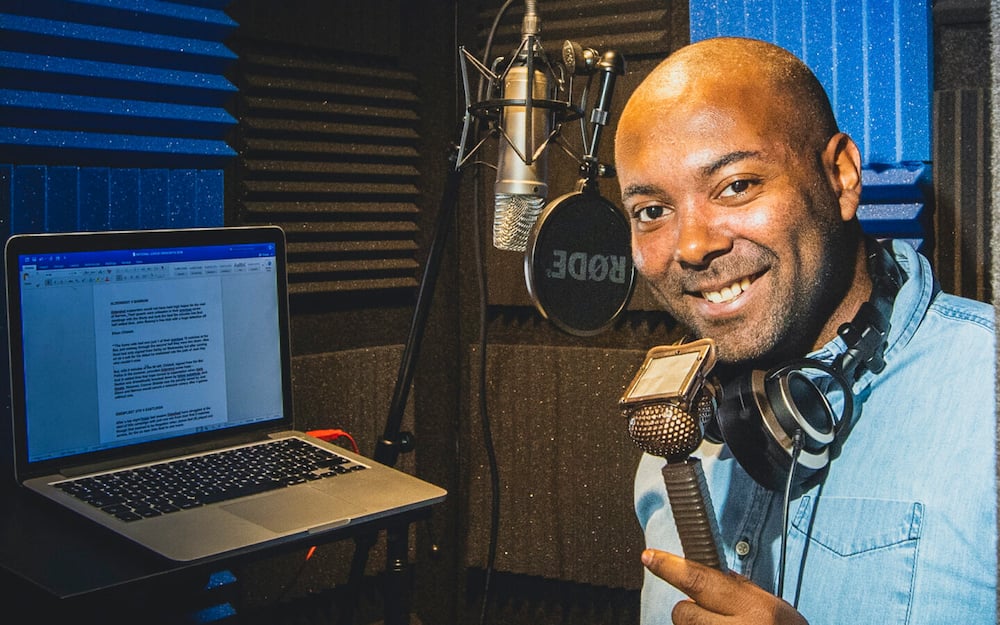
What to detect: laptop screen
<box><xmin>5</xmin><ymin>227</ymin><xmax>292</xmax><ymax>472</ymax></box>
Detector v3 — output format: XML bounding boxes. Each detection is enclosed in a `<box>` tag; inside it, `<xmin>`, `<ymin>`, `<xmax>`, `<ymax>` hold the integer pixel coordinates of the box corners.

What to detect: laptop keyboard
<box><xmin>54</xmin><ymin>437</ymin><xmax>368</xmax><ymax>522</ymax></box>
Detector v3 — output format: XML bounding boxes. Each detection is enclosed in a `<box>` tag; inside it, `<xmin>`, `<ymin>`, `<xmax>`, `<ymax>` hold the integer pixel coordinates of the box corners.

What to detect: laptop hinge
<box><xmin>56</xmin><ymin>432</ymin><xmax>267</xmax><ymax>478</ymax></box>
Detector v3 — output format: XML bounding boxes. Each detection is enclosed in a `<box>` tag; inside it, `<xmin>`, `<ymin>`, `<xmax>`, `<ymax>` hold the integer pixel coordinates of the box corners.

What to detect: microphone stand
<box><xmin>336</xmin><ymin>32</ymin><xmax>554</xmax><ymax>625</ymax></box>
<box><xmin>337</xmin><ymin>148</ymin><xmax>465</xmax><ymax>625</ymax></box>
<box><xmin>336</xmin><ymin>29</ymin><xmax>619</xmax><ymax>625</ymax></box>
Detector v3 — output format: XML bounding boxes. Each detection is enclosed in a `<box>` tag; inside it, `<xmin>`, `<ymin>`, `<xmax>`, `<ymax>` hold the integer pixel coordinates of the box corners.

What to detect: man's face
<box><xmin>616</xmin><ymin>87</ymin><xmax>851</xmax><ymax>365</ymax></box>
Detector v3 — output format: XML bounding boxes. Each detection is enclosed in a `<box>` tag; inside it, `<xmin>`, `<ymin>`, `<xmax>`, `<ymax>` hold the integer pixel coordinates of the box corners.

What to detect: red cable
<box><xmin>306</xmin><ymin>428</ymin><xmax>360</xmax><ymax>454</ymax></box>
<box><xmin>300</xmin><ymin>428</ymin><xmax>360</xmax><ymax>563</ymax></box>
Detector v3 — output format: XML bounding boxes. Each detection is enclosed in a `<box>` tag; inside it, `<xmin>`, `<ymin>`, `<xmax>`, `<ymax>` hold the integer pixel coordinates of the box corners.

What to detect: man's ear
<box><xmin>823</xmin><ymin>132</ymin><xmax>862</xmax><ymax>221</ymax></box>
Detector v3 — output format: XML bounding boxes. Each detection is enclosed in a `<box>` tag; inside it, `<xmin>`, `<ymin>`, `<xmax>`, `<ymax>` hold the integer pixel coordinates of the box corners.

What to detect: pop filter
<box><xmin>524</xmin><ymin>190</ymin><xmax>635</xmax><ymax>335</ymax></box>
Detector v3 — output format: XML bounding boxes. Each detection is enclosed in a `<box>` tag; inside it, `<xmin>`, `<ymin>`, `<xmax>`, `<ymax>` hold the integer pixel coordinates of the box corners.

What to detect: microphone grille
<box><xmin>625</xmin><ymin>390</ymin><xmax>715</xmax><ymax>461</ymax></box>
<box><xmin>494</xmin><ymin>193</ymin><xmax>546</xmax><ymax>252</ymax></box>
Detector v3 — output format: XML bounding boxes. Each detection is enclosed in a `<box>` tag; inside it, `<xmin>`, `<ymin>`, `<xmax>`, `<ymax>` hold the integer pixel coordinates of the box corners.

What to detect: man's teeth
<box><xmin>703</xmin><ymin>278</ymin><xmax>752</xmax><ymax>303</ymax></box>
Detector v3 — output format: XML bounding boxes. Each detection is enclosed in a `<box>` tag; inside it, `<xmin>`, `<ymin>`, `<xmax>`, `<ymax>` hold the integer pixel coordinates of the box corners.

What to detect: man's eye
<box><xmin>719</xmin><ymin>178</ymin><xmax>758</xmax><ymax>198</ymax></box>
<box><xmin>634</xmin><ymin>205</ymin><xmax>666</xmax><ymax>222</ymax></box>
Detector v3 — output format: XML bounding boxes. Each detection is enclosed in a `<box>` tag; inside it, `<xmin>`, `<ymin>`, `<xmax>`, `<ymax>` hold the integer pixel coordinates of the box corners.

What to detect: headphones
<box><xmin>703</xmin><ymin>240</ymin><xmax>902</xmax><ymax>493</ymax></box>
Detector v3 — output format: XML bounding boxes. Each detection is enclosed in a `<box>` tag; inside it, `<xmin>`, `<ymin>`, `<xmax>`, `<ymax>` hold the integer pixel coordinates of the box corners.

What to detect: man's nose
<box><xmin>672</xmin><ymin>208</ymin><xmax>731</xmax><ymax>266</ymax></box>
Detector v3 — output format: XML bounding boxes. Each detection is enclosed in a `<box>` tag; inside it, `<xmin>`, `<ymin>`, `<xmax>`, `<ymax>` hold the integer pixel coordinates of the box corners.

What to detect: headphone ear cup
<box><xmin>713</xmin><ymin>364</ymin><xmax>840</xmax><ymax>493</ymax></box>
<box><xmin>702</xmin><ymin>397</ymin><xmax>725</xmax><ymax>444</ymax></box>
<box><xmin>706</xmin><ymin>252</ymin><xmax>890</xmax><ymax>493</ymax></box>
<box><xmin>713</xmin><ymin>371</ymin><xmax>801</xmax><ymax>492</ymax></box>
<box><xmin>763</xmin><ymin>365</ymin><xmax>837</xmax><ymax>457</ymax></box>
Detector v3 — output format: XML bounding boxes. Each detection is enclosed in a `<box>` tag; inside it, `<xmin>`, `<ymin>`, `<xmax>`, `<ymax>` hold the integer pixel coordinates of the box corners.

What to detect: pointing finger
<box><xmin>642</xmin><ymin>549</ymin><xmax>810</xmax><ymax>625</ymax></box>
<box><xmin>641</xmin><ymin>548</ymin><xmax>737</xmax><ymax>612</ymax></box>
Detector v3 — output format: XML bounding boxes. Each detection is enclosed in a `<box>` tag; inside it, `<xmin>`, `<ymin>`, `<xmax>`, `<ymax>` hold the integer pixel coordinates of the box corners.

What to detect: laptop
<box><xmin>3</xmin><ymin>225</ymin><xmax>446</xmax><ymax>562</ymax></box>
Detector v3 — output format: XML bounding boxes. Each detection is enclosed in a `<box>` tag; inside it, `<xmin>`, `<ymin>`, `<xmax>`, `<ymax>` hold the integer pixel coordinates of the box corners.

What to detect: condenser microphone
<box><xmin>493</xmin><ymin>2</ymin><xmax>552</xmax><ymax>252</ymax></box>
<box><xmin>620</xmin><ymin>339</ymin><xmax>728</xmax><ymax>571</ymax></box>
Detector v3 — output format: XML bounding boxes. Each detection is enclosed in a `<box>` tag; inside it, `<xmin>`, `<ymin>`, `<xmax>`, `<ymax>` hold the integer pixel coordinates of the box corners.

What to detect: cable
<box><xmin>471</xmin><ymin>148</ymin><xmax>499</xmax><ymax>625</ymax></box>
<box><xmin>273</xmin><ymin>544</ymin><xmax>319</xmax><ymax>605</ymax></box>
<box><xmin>271</xmin><ymin>427</ymin><xmax>361</xmax><ymax>608</ymax></box>
<box><xmin>471</xmin><ymin>3</ymin><xmax>517</xmax><ymax>623</ymax></box>
<box><xmin>475</xmin><ymin>165</ymin><xmax>500</xmax><ymax>625</ymax></box>
<box><xmin>576</xmin><ymin>76</ymin><xmax>594</xmax><ymax>149</ymax></box>
<box><xmin>777</xmin><ymin>429</ymin><xmax>805</xmax><ymax>600</ymax></box>
<box><xmin>306</xmin><ymin>428</ymin><xmax>360</xmax><ymax>454</ymax></box>
<box><xmin>477</xmin><ymin>0</ymin><xmax>520</xmax><ymax>103</ymax></box>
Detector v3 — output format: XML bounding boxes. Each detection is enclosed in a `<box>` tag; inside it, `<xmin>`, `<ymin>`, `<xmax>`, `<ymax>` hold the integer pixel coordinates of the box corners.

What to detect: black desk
<box><xmin>0</xmin><ymin>484</ymin><xmax>428</xmax><ymax>623</ymax></box>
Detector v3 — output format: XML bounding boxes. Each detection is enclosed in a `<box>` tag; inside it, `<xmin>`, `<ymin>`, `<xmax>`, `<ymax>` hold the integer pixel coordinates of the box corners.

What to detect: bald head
<box><xmin>612</xmin><ymin>37</ymin><xmax>869</xmax><ymax>364</ymax></box>
<box><xmin>617</xmin><ymin>38</ymin><xmax>839</xmax><ymax>160</ymax></box>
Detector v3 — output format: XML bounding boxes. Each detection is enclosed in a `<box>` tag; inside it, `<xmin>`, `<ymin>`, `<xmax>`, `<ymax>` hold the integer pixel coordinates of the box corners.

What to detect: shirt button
<box><xmin>735</xmin><ymin>540</ymin><xmax>752</xmax><ymax>557</ymax></box>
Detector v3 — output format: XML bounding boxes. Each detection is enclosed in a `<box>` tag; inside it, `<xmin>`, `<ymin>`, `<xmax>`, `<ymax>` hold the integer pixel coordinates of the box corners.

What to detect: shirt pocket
<box><xmin>787</xmin><ymin>496</ymin><xmax>922</xmax><ymax>625</ymax></box>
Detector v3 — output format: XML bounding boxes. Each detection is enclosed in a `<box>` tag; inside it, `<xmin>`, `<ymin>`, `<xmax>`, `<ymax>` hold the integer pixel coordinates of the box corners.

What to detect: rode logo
<box><xmin>545</xmin><ymin>250</ymin><xmax>629</xmax><ymax>283</ymax></box>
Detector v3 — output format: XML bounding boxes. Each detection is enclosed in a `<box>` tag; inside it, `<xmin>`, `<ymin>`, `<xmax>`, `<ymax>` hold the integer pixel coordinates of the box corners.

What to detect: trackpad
<box><xmin>222</xmin><ymin>488</ymin><xmax>358</xmax><ymax>533</ymax></box>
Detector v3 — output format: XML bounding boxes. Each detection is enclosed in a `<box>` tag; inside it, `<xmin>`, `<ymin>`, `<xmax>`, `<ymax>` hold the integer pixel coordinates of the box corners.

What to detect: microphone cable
<box><xmin>777</xmin><ymin>429</ymin><xmax>805</xmax><ymax>600</ymax></box>
<box><xmin>472</xmin><ymin>2</ymin><xmax>518</xmax><ymax>624</ymax></box>
<box><xmin>474</xmin><ymin>176</ymin><xmax>500</xmax><ymax>625</ymax></box>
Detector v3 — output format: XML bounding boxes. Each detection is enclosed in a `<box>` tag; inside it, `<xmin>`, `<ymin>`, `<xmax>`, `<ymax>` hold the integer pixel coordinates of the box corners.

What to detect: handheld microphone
<box><xmin>492</xmin><ymin>1</ymin><xmax>553</xmax><ymax>252</ymax></box>
<box><xmin>620</xmin><ymin>339</ymin><xmax>728</xmax><ymax>571</ymax></box>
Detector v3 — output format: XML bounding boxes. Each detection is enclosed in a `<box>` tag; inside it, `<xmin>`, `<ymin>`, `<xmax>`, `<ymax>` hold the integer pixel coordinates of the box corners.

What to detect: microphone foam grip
<box><xmin>661</xmin><ymin>458</ymin><xmax>728</xmax><ymax>571</ymax></box>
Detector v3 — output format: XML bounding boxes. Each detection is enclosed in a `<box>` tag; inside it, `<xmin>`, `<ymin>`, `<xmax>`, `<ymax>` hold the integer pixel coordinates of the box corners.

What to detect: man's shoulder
<box><xmin>889</xmin><ymin>240</ymin><xmax>994</xmax><ymax>335</ymax></box>
<box><xmin>927</xmin><ymin>291</ymin><xmax>995</xmax><ymax>334</ymax></box>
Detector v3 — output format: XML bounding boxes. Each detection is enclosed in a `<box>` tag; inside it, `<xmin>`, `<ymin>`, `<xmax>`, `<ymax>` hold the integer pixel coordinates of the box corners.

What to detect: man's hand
<box><xmin>641</xmin><ymin>549</ymin><xmax>809</xmax><ymax>625</ymax></box>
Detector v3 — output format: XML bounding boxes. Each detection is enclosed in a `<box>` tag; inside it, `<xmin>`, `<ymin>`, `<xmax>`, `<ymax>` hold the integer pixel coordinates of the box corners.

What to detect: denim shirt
<box><xmin>635</xmin><ymin>240</ymin><xmax>997</xmax><ymax>625</ymax></box>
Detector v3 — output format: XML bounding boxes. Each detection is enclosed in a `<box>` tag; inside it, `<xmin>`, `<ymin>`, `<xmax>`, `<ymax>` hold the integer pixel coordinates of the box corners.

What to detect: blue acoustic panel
<box><xmin>0</xmin><ymin>126</ymin><xmax>237</xmax><ymax>168</ymax></box>
<box><xmin>0</xmin><ymin>53</ymin><xmax>236</xmax><ymax>107</ymax></box>
<box><xmin>78</xmin><ymin>166</ymin><xmax>110</xmax><ymax>230</ymax></box>
<box><xmin>858</xmin><ymin>164</ymin><xmax>930</xmax><ymax>249</ymax></box>
<box><xmin>1</xmin><ymin>13</ymin><xmax>236</xmax><ymax>73</ymax></box>
<box><xmin>2</xmin><ymin>0</ymin><xmax>235</xmax><ymax>42</ymax></box>
<box><xmin>2</xmin><ymin>165</ymin><xmax>223</xmax><ymax>234</ymax></box>
<box><xmin>0</xmin><ymin>88</ymin><xmax>236</xmax><ymax>135</ymax></box>
<box><xmin>690</xmin><ymin>0</ymin><xmax>932</xmax><ymax>166</ymax></box>
<box><xmin>195</xmin><ymin>169</ymin><xmax>224</xmax><ymax>227</ymax></box>
<box><xmin>138</xmin><ymin>168</ymin><xmax>170</xmax><ymax>228</ymax></box>
<box><xmin>0</xmin><ymin>165</ymin><xmax>10</xmax><ymax>239</ymax></box>
<box><xmin>45</xmin><ymin>166</ymin><xmax>80</xmax><ymax>232</ymax></box>
<box><xmin>9</xmin><ymin>165</ymin><xmax>45</xmax><ymax>234</ymax></box>
<box><xmin>0</xmin><ymin>0</ymin><xmax>237</xmax><ymax>169</ymax></box>
<box><xmin>108</xmin><ymin>168</ymin><xmax>140</xmax><ymax>231</ymax></box>
<box><xmin>0</xmin><ymin>1</ymin><xmax>234</xmax><ymax>228</ymax></box>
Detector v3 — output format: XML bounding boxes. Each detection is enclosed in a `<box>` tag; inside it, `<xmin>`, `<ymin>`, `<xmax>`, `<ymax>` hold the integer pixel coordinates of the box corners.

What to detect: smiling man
<box><xmin>615</xmin><ymin>38</ymin><xmax>996</xmax><ymax>625</ymax></box>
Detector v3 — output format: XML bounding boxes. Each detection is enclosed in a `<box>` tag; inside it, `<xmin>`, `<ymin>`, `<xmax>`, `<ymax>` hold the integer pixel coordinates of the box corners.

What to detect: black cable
<box><xmin>474</xmin><ymin>165</ymin><xmax>500</xmax><ymax>625</ymax></box>
<box><xmin>778</xmin><ymin>430</ymin><xmax>805</xmax><ymax>600</ymax></box>
<box><xmin>469</xmin><ymin>2</ymin><xmax>517</xmax><ymax>623</ymax></box>
<box><xmin>477</xmin><ymin>0</ymin><xmax>519</xmax><ymax>103</ymax></box>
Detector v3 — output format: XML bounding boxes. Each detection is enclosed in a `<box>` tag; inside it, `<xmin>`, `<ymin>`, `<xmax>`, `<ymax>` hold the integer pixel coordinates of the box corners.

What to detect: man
<box><xmin>614</xmin><ymin>37</ymin><xmax>996</xmax><ymax>624</ymax></box>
